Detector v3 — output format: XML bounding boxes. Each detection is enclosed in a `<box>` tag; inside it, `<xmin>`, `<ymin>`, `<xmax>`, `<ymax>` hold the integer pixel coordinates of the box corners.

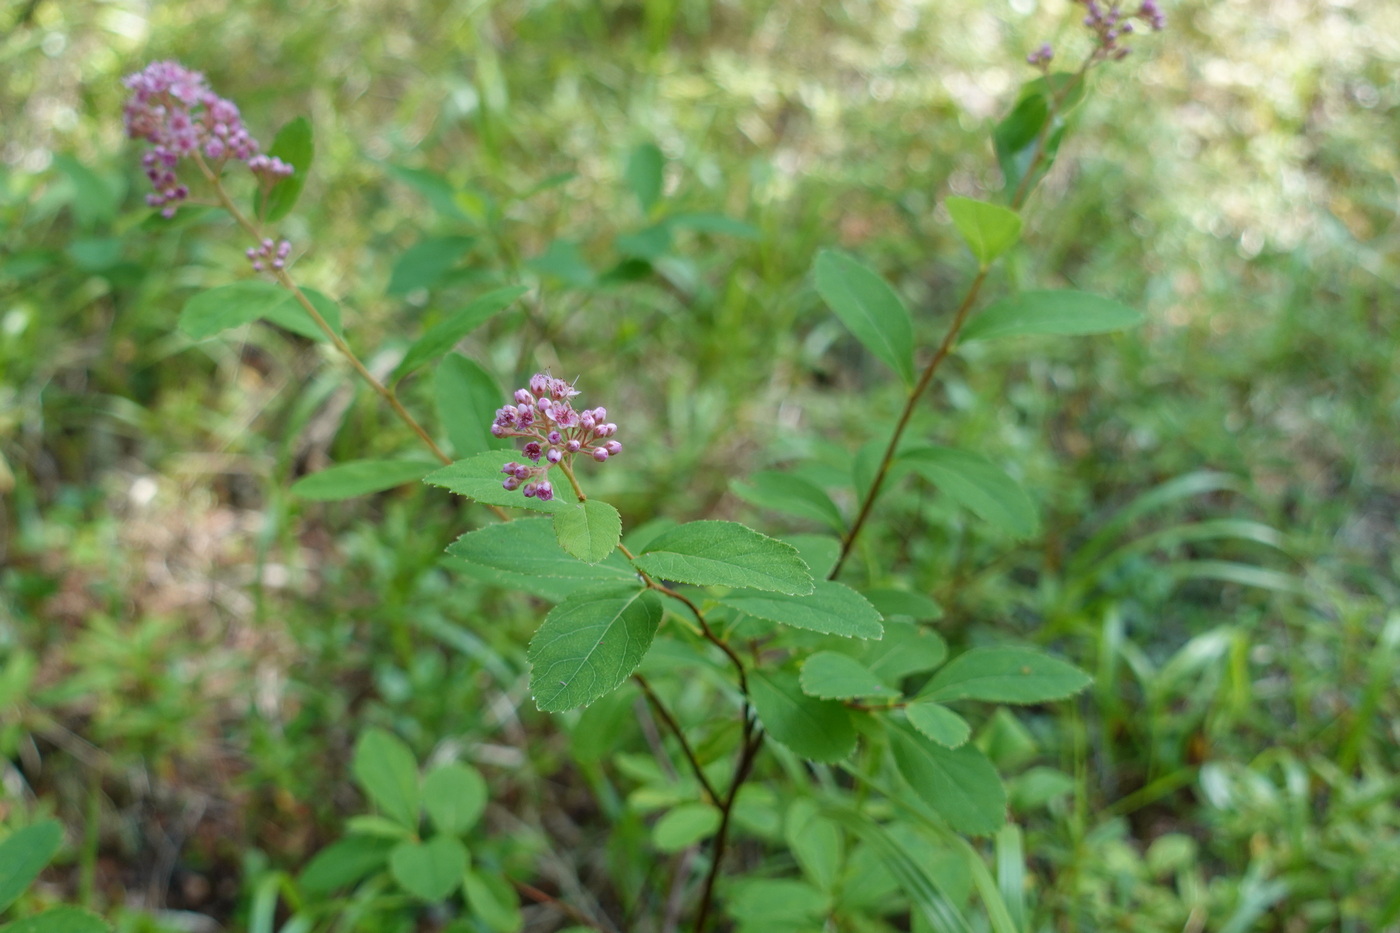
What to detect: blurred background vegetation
<box><xmin>2</xmin><ymin>0</ymin><xmax>1398</xmax><ymax>930</ymax></box>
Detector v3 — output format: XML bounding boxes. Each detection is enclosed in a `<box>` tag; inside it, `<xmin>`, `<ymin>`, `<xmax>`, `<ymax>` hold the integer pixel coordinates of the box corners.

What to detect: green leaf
<box><xmin>633</xmin><ymin>521</ymin><xmax>813</xmax><ymax>595</ymax></box>
<box><xmin>652</xmin><ymin>803</ymin><xmax>720</xmax><ymax>852</ymax></box>
<box><xmin>257</xmin><ymin>117</ymin><xmax>313</xmax><ymax>222</ymax></box>
<box><xmin>0</xmin><ymin>907</ymin><xmax>110</xmax><ymax>933</ymax></box>
<box><xmin>919</xmin><ymin>647</ymin><xmax>1091</xmax><ymax>704</ymax></box>
<box><xmin>889</xmin><ymin>723</ymin><xmax>1005</xmax><ymax>836</ymax></box>
<box><xmin>625</xmin><ymin>142</ymin><xmax>665</xmax><ymax>213</ymax></box>
<box><xmin>389</xmin><ymin>836</ymin><xmax>467</xmax><ymax>901</ymax></box>
<box><xmin>901</xmin><ymin>446</ymin><xmax>1038</xmax><ymax>538</ymax></box>
<box><xmin>553</xmin><ymin>499</ymin><xmax>622</xmax><ymax>563</ymax></box>
<box><xmin>905</xmin><ymin>702</ymin><xmax>971</xmax><ymax>748</ymax></box>
<box><xmin>52</xmin><ymin>155</ymin><xmax>119</xmax><ymax>229</ymax></box>
<box><xmin>423</xmin><ymin>763</ymin><xmax>488</xmax><ymax>836</ymax></box>
<box><xmin>351</xmin><ymin>728</ymin><xmax>421</xmax><ymax>830</ymax></box>
<box><xmin>861</xmin><ymin>588</ymin><xmax>943</xmax><ymax>621</ymax></box>
<box><xmin>945</xmin><ymin>197</ymin><xmax>1022</xmax><ymax>266</ymax></box>
<box><xmin>0</xmin><ymin>820</ymin><xmax>62</xmax><ymax>913</ymax></box>
<box><xmin>387</xmin><ymin>236</ymin><xmax>476</xmax><ymax>296</ymax></box>
<box><xmin>785</xmin><ymin>799</ymin><xmax>843</xmax><ymax>893</ymax></box>
<box><xmin>425</xmin><ymin>452</ymin><xmax>577</xmax><ymax>513</ymax></box>
<box><xmin>615</xmin><ymin>224</ymin><xmax>672</xmax><ymax>260</ymax></box>
<box><xmin>994</xmin><ymin>74</ymin><xmax>1084</xmax><ymax>197</ymax></box>
<box><xmin>447</xmin><ymin>517</ymin><xmax>635</xmax><ymax>585</ymax></box>
<box><xmin>386</xmin><ymin>164</ymin><xmax>465</xmax><ymax>220</ymax></box>
<box><xmin>663</xmin><ymin>212</ymin><xmax>759</xmax><ymax>239</ymax></box>
<box><xmin>784</xmin><ymin>534</ymin><xmax>841</xmax><ymax>580</ymax></box>
<box><xmin>435</xmin><ymin>354</ymin><xmax>511</xmax><ymax>457</ymax></box>
<box><xmin>291</xmin><ymin>459</ymin><xmax>437</xmax><ymax>501</ymax></box>
<box><xmin>862</xmin><ymin>620</ymin><xmax>948</xmax><ymax>684</ymax></box>
<box><xmin>726</xmin><ymin>878</ymin><xmax>831</xmax><ymax>925</ymax></box>
<box><xmin>731</xmin><ymin>471</ymin><xmax>844</xmax><ymax>531</ymax></box>
<box><xmin>526</xmin><ymin>239</ymin><xmax>594</xmax><ymax>286</ymax></box>
<box><xmin>343</xmin><ymin>815</ymin><xmax>414</xmax><ymax>839</ymax></box>
<box><xmin>961</xmin><ymin>290</ymin><xmax>1143</xmax><ymax>343</ymax></box>
<box><xmin>392</xmin><ymin>287</ymin><xmax>526</xmax><ymax>384</ymax></box>
<box><xmin>528</xmin><ymin>584</ymin><xmax>663</xmax><ymax>712</ymax></box>
<box><xmin>179</xmin><ymin>280</ymin><xmax>283</xmax><ymax>338</ymax></box>
<box><xmin>813</xmin><ymin>250</ymin><xmax>916</xmax><ymax>387</ymax></box>
<box><xmin>299</xmin><ymin>835</ymin><xmax>395</xmax><ymax>892</ymax></box>
<box><xmin>462</xmin><ymin>868</ymin><xmax>522</xmax><ymax>933</ymax></box>
<box><xmin>260</xmin><ymin>286</ymin><xmax>344</xmax><ymax>341</ymax></box>
<box><xmin>723</xmin><ymin>581</ymin><xmax>880</xmax><ymax>639</ymax></box>
<box><xmin>800</xmin><ymin>652</ymin><xmax>899</xmax><ymax>700</ymax></box>
<box><xmin>750</xmin><ymin>669</ymin><xmax>856</xmax><ymax>763</ymax></box>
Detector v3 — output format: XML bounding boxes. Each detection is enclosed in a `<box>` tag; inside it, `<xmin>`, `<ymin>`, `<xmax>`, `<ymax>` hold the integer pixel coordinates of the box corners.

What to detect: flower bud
<box><xmin>605</xmin><ymin>440</ymin><xmax>622</xmax><ymax>456</ymax></box>
<box><xmin>591</xmin><ymin>447</ymin><xmax>609</xmax><ymax>462</ymax></box>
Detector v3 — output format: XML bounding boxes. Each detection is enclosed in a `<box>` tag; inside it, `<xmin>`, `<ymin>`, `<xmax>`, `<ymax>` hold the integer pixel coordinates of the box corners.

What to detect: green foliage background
<box><xmin>2</xmin><ymin>0</ymin><xmax>1398</xmax><ymax>930</ymax></box>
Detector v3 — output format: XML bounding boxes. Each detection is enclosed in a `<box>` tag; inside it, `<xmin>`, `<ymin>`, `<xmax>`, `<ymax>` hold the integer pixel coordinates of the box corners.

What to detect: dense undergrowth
<box><xmin>2</xmin><ymin>0</ymin><xmax>1398</xmax><ymax>931</ymax></box>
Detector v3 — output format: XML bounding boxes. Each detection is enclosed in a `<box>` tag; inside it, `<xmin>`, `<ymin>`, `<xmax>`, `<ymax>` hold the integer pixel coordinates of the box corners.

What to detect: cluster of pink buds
<box><xmin>247</xmin><ymin>237</ymin><xmax>292</xmax><ymax>272</ymax></box>
<box><xmin>122</xmin><ymin>61</ymin><xmax>293</xmax><ymax>217</ymax></box>
<box><xmin>1028</xmin><ymin>0</ymin><xmax>1165</xmax><ymax>70</ymax></box>
<box><xmin>493</xmin><ymin>373</ymin><xmax>622</xmax><ymax>501</ymax></box>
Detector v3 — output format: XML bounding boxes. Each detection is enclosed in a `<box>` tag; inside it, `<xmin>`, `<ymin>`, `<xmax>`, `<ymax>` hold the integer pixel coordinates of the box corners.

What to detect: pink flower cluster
<box><xmin>1028</xmin><ymin>0</ymin><xmax>1165</xmax><ymax>70</ymax></box>
<box><xmin>493</xmin><ymin>373</ymin><xmax>622</xmax><ymax>501</ymax></box>
<box><xmin>247</xmin><ymin>237</ymin><xmax>292</xmax><ymax>272</ymax></box>
<box><xmin>122</xmin><ymin>61</ymin><xmax>293</xmax><ymax>217</ymax></box>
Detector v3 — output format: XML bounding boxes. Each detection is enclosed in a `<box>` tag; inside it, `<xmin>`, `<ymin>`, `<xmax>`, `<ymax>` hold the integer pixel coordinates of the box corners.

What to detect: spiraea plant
<box><xmin>122</xmin><ymin>3</ymin><xmax>1166</xmax><ymax>930</ymax></box>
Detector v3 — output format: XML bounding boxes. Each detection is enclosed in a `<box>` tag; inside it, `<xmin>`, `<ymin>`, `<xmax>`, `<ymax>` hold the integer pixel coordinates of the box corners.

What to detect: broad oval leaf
<box><xmin>634</xmin><ymin>521</ymin><xmax>813</xmax><ymax>595</ymax></box>
<box><xmin>435</xmin><ymin>354</ymin><xmax>511</xmax><ymax>458</ymax></box>
<box><xmin>813</xmin><ymin>250</ymin><xmax>916</xmax><ymax>387</ymax></box>
<box><xmin>889</xmin><ymin>722</ymin><xmax>1005</xmax><ymax>836</ymax></box>
<box><xmin>945</xmin><ymin>197</ymin><xmax>1023</xmax><ymax>266</ymax></box>
<box><xmin>652</xmin><ymin>803</ymin><xmax>721</xmax><ymax>852</ymax></box>
<box><xmin>291</xmin><ymin>459</ymin><xmax>437</xmax><ymax>501</ymax></box>
<box><xmin>256</xmin><ymin>116</ymin><xmax>313</xmax><ymax>223</ymax></box>
<box><xmin>901</xmin><ymin>446</ymin><xmax>1038</xmax><ymax>538</ymax></box>
<box><xmin>386</xmin><ymin>235</ymin><xmax>476</xmax><ymax>296</ymax></box>
<box><xmin>905</xmin><ymin>702</ymin><xmax>971</xmax><ymax>748</ymax></box>
<box><xmin>750</xmin><ymin>669</ymin><xmax>857</xmax><ymax>763</ymax></box>
<box><xmin>960</xmin><ymin>290</ymin><xmax>1143</xmax><ymax>343</ymax></box>
<box><xmin>528</xmin><ymin>584</ymin><xmax>662</xmax><ymax>712</ymax></box>
<box><xmin>861</xmin><ymin>587</ymin><xmax>943</xmax><ymax>621</ymax></box>
<box><xmin>553</xmin><ymin>499</ymin><xmax>622</xmax><ymax>563</ymax></box>
<box><xmin>180</xmin><ymin>281</ymin><xmax>344</xmax><ymax>342</ymax></box>
<box><xmin>785</xmin><ymin>799</ymin><xmax>844</xmax><ymax>893</ymax></box>
<box><xmin>299</xmin><ymin>835</ymin><xmax>395</xmax><ymax>893</ymax></box>
<box><xmin>1</xmin><ymin>906</ymin><xmax>110</xmax><ymax>933</ymax></box>
<box><xmin>800</xmin><ymin>652</ymin><xmax>899</xmax><ymax>699</ymax></box>
<box><xmin>919</xmin><ymin>647</ymin><xmax>1091</xmax><ymax>704</ymax></box>
<box><xmin>423</xmin><ymin>763</ymin><xmax>488</xmax><ymax>836</ymax></box>
<box><xmin>862</xmin><ymin>620</ymin><xmax>948</xmax><ymax>684</ymax></box>
<box><xmin>722</xmin><ymin>581</ymin><xmax>881</xmax><ymax>639</ymax></box>
<box><xmin>391</xmin><ymin>286</ymin><xmax>527</xmax><ymax>384</ymax></box>
<box><xmin>447</xmin><ymin>517</ymin><xmax>635</xmax><ymax>585</ymax></box>
<box><xmin>425</xmin><ymin>452</ymin><xmax>577</xmax><ymax>513</ymax></box>
<box><xmin>389</xmin><ymin>836</ymin><xmax>468</xmax><ymax>901</ymax></box>
<box><xmin>462</xmin><ymin>868</ymin><xmax>523</xmax><ymax>933</ymax></box>
<box><xmin>0</xmin><ymin>820</ymin><xmax>62</xmax><ymax>913</ymax></box>
<box><xmin>731</xmin><ymin>471</ymin><xmax>844</xmax><ymax>531</ymax></box>
<box><xmin>351</xmin><ymin>728</ymin><xmax>421</xmax><ymax>830</ymax></box>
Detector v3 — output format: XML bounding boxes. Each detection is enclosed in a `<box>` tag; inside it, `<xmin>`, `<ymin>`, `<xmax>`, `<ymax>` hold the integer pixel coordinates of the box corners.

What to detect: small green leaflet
<box><xmin>299</xmin><ymin>835</ymin><xmax>395</xmax><ymax>893</ymax></box>
<box><xmin>425</xmin><ymin>451</ymin><xmax>576</xmax><ymax>513</ymax></box>
<box><xmin>391</xmin><ymin>285</ymin><xmax>527</xmax><ymax>384</ymax></box>
<box><xmin>625</xmin><ymin>142</ymin><xmax>665</xmax><ymax>214</ymax></box>
<box><xmin>750</xmin><ymin>669</ymin><xmax>857</xmax><ymax>763</ymax></box>
<box><xmin>386</xmin><ymin>235</ymin><xmax>476</xmax><ymax>296</ymax></box>
<box><xmin>861</xmin><ymin>587</ymin><xmax>943</xmax><ymax>621</ymax></box>
<box><xmin>351</xmin><ymin>728</ymin><xmax>420</xmax><ymax>830</ymax></box>
<box><xmin>652</xmin><ymin>804</ymin><xmax>721</xmax><ymax>852</ymax></box>
<box><xmin>862</xmin><ymin>620</ymin><xmax>948</xmax><ymax>684</ymax></box>
<box><xmin>291</xmin><ymin>459</ymin><xmax>438</xmax><ymax>500</ymax></box>
<box><xmin>0</xmin><ymin>906</ymin><xmax>111</xmax><ymax>933</ymax></box>
<box><xmin>446</xmin><ymin>517</ymin><xmax>635</xmax><ymax>584</ymax></box>
<box><xmin>800</xmin><ymin>652</ymin><xmax>899</xmax><ymax>700</ymax></box>
<box><xmin>813</xmin><ymin>250</ymin><xmax>916</xmax><ymax>388</ymax></box>
<box><xmin>723</xmin><ymin>581</ymin><xmax>883</xmax><ymax>639</ymax></box>
<box><xmin>422</xmin><ymin>762</ymin><xmax>488</xmax><ymax>836</ymax></box>
<box><xmin>434</xmin><ymin>354</ymin><xmax>510</xmax><ymax>457</ymax></box>
<box><xmin>0</xmin><ymin>820</ymin><xmax>62</xmax><ymax>913</ymax></box>
<box><xmin>527</xmin><ymin>584</ymin><xmax>662</xmax><ymax>712</ymax></box>
<box><xmin>960</xmin><ymin>290</ymin><xmax>1143</xmax><ymax>343</ymax></box>
<box><xmin>888</xmin><ymin>722</ymin><xmax>1005</xmax><ymax>836</ymax></box>
<box><xmin>553</xmin><ymin>499</ymin><xmax>622</xmax><ymax>563</ymax></box>
<box><xmin>633</xmin><ymin>521</ymin><xmax>813</xmax><ymax>595</ymax></box>
<box><xmin>945</xmin><ymin>197</ymin><xmax>1022</xmax><ymax>266</ymax></box>
<box><xmin>783</xmin><ymin>534</ymin><xmax>841</xmax><ymax>580</ymax></box>
<box><xmin>180</xmin><ymin>280</ymin><xmax>343</xmax><ymax>342</ymax></box>
<box><xmin>900</xmin><ymin>446</ymin><xmax>1039</xmax><ymax>538</ymax></box>
<box><xmin>785</xmin><ymin>799</ymin><xmax>844</xmax><ymax>893</ymax></box>
<box><xmin>905</xmin><ymin>701</ymin><xmax>971</xmax><ymax>748</ymax></box>
<box><xmin>389</xmin><ymin>836</ymin><xmax>467</xmax><ymax>901</ymax></box>
<box><xmin>462</xmin><ymin>868</ymin><xmax>522</xmax><ymax>933</ymax></box>
<box><xmin>917</xmin><ymin>647</ymin><xmax>1091</xmax><ymax>704</ymax></box>
<box><xmin>255</xmin><ymin>116</ymin><xmax>313</xmax><ymax>223</ymax></box>
<box><xmin>731</xmin><ymin>471</ymin><xmax>844</xmax><ymax>532</ymax></box>
<box><xmin>995</xmin><ymin>73</ymin><xmax>1084</xmax><ymax>197</ymax></box>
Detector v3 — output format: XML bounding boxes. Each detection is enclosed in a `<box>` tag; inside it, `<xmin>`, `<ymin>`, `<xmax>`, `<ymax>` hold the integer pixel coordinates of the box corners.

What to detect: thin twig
<box><xmin>636</xmin><ymin>674</ymin><xmax>720</xmax><ymax>803</ymax></box>
<box><xmin>512</xmin><ymin>879</ymin><xmax>612</xmax><ymax>933</ymax></box>
<box><xmin>691</xmin><ymin>724</ymin><xmax>764</xmax><ymax>933</ymax></box>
